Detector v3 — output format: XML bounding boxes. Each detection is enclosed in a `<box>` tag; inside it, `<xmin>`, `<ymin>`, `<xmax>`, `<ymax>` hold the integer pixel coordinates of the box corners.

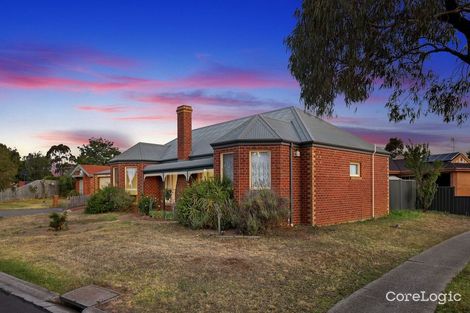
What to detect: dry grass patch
<box><xmin>0</xmin><ymin>198</ymin><xmax>68</xmax><ymax>210</ymax></box>
<box><xmin>0</xmin><ymin>210</ymin><xmax>469</xmax><ymax>312</ymax></box>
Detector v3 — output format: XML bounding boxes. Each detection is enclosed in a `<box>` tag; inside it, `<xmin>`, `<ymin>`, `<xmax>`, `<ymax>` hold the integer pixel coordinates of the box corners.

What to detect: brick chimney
<box><xmin>176</xmin><ymin>105</ymin><xmax>193</xmax><ymax>160</ymax></box>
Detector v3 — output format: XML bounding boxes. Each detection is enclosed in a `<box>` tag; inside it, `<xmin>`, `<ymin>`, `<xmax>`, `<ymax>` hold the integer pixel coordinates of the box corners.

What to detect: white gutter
<box><xmin>372</xmin><ymin>144</ymin><xmax>376</xmax><ymax>218</ymax></box>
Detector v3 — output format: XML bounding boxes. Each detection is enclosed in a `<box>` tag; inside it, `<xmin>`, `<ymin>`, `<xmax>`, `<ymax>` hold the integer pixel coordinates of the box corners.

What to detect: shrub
<box><xmin>233</xmin><ymin>190</ymin><xmax>288</xmax><ymax>235</ymax></box>
<box><xmin>68</xmin><ymin>190</ymin><xmax>79</xmax><ymax>197</ymax></box>
<box><xmin>49</xmin><ymin>211</ymin><xmax>68</xmax><ymax>231</ymax></box>
<box><xmin>58</xmin><ymin>176</ymin><xmax>74</xmax><ymax>197</ymax></box>
<box><xmin>175</xmin><ymin>178</ymin><xmax>234</xmax><ymax>229</ymax></box>
<box><xmin>85</xmin><ymin>186</ymin><xmax>133</xmax><ymax>214</ymax></box>
<box><xmin>139</xmin><ymin>195</ymin><xmax>157</xmax><ymax>215</ymax></box>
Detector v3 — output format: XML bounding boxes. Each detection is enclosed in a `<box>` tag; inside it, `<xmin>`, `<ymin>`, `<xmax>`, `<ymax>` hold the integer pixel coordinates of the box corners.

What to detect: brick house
<box><xmin>390</xmin><ymin>152</ymin><xmax>470</xmax><ymax>196</ymax></box>
<box><xmin>71</xmin><ymin>164</ymin><xmax>111</xmax><ymax>195</ymax></box>
<box><xmin>109</xmin><ymin>105</ymin><xmax>389</xmax><ymax>226</ymax></box>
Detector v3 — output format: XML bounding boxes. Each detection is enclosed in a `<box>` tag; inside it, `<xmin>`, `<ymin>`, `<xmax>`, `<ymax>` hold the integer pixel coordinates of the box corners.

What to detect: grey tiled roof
<box><xmin>144</xmin><ymin>157</ymin><xmax>213</xmax><ymax>173</ymax></box>
<box><xmin>109</xmin><ymin>142</ymin><xmax>167</xmax><ymax>163</ymax></box>
<box><xmin>112</xmin><ymin>106</ymin><xmax>385</xmax><ymax>163</ymax></box>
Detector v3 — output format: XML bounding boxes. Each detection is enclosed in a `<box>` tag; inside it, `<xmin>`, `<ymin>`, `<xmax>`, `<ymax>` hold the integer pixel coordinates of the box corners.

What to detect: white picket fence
<box><xmin>0</xmin><ymin>180</ymin><xmax>59</xmax><ymax>202</ymax></box>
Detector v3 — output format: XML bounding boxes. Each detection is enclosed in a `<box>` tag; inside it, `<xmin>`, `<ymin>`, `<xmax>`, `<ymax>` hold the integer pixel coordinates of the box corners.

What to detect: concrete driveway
<box><xmin>0</xmin><ymin>208</ymin><xmax>63</xmax><ymax>218</ymax></box>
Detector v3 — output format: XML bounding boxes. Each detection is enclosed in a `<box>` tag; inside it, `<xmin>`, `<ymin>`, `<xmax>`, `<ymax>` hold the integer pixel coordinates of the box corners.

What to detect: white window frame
<box><xmin>350</xmin><ymin>162</ymin><xmax>361</xmax><ymax>177</ymax></box>
<box><xmin>249</xmin><ymin>150</ymin><xmax>271</xmax><ymax>190</ymax></box>
<box><xmin>220</xmin><ymin>153</ymin><xmax>234</xmax><ymax>182</ymax></box>
<box><xmin>125</xmin><ymin>166</ymin><xmax>138</xmax><ymax>195</ymax></box>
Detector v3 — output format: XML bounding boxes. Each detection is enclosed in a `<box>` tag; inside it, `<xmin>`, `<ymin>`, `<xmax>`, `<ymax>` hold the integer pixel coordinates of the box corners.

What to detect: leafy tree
<box><xmin>76</xmin><ymin>137</ymin><xmax>120</xmax><ymax>165</ymax></box>
<box><xmin>286</xmin><ymin>0</ymin><xmax>470</xmax><ymax>124</ymax></box>
<box><xmin>385</xmin><ymin>137</ymin><xmax>405</xmax><ymax>158</ymax></box>
<box><xmin>467</xmin><ymin>150</ymin><xmax>470</xmax><ymax>159</ymax></box>
<box><xmin>46</xmin><ymin>144</ymin><xmax>76</xmax><ymax>176</ymax></box>
<box><xmin>0</xmin><ymin>144</ymin><xmax>20</xmax><ymax>191</ymax></box>
<box><xmin>404</xmin><ymin>143</ymin><xmax>442</xmax><ymax>210</ymax></box>
<box><xmin>20</xmin><ymin>152</ymin><xmax>52</xmax><ymax>181</ymax></box>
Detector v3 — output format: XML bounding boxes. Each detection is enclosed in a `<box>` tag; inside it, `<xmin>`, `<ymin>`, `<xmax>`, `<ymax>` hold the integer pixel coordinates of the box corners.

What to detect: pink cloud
<box><xmin>76</xmin><ymin>105</ymin><xmax>130</xmax><ymax>113</ymax></box>
<box><xmin>0</xmin><ymin>43</ymin><xmax>297</xmax><ymax>92</ymax></box>
<box><xmin>114</xmin><ymin>115</ymin><xmax>169</xmax><ymax>121</ymax></box>
<box><xmin>36</xmin><ymin>130</ymin><xmax>132</xmax><ymax>150</ymax></box>
<box><xmin>178</xmin><ymin>64</ymin><xmax>298</xmax><ymax>89</ymax></box>
<box><xmin>133</xmin><ymin>89</ymin><xmax>290</xmax><ymax>109</ymax></box>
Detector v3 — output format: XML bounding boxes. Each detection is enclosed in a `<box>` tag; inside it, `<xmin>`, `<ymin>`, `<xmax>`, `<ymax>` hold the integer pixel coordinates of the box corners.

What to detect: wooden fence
<box><xmin>430</xmin><ymin>187</ymin><xmax>470</xmax><ymax>216</ymax></box>
<box><xmin>67</xmin><ymin>195</ymin><xmax>90</xmax><ymax>209</ymax></box>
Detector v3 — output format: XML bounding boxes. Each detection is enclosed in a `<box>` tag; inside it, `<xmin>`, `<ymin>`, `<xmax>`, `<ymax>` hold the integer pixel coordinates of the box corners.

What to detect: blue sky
<box><xmin>0</xmin><ymin>0</ymin><xmax>468</xmax><ymax>156</ymax></box>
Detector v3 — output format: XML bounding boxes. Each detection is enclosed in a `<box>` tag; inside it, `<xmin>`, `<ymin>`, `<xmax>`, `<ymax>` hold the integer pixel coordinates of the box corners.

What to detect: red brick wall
<box><xmin>214</xmin><ymin>144</ymin><xmax>302</xmax><ymax>224</ymax></box>
<box><xmin>109</xmin><ymin>162</ymin><xmax>150</xmax><ymax>199</ymax></box>
<box><xmin>175</xmin><ymin>174</ymin><xmax>188</xmax><ymax>201</ymax></box>
<box><xmin>313</xmin><ymin>146</ymin><xmax>389</xmax><ymax>226</ymax></box>
<box><xmin>143</xmin><ymin>176</ymin><xmax>164</xmax><ymax>208</ymax></box>
<box><xmin>177</xmin><ymin>105</ymin><xmax>192</xmax><ymax>160</ymax></box>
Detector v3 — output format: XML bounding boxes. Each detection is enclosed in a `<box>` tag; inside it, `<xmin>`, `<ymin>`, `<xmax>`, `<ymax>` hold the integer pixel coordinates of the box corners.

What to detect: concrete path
<box><xmin>329</xmin><ymin>231</ymin><xmax>470</xmax><ymax>313</ymax></box>
<box><xmin>0</xmin><ymin>208</ymin><xmax>63</xmax><ymax>218</ymax></box>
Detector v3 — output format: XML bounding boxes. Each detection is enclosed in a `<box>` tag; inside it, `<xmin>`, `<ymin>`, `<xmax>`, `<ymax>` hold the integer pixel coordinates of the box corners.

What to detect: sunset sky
<box><xmin>1</xmin><ymin>1</ymin><xmax>468</xmax><ymax>156</ymax></box>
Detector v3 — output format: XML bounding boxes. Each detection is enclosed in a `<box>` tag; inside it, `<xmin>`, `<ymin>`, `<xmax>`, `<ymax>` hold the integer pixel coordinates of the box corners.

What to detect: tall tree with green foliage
<box><xmin>76</xmin><ymin>137</ymin><xmax>120</xmax><ymax>165</ymax></box>
<box><xmin>47</xmin><ymin>144</ymin><xmax>76</xmax><ymax>176</ymax></box>
<box><xmin>0</xmin><ymin>144</ymin><xmax>20</xmax><ymax>191</ymax></box>
<box><xmin>19</xmin><ymin>152</ymin><xmax>52</xmax><ymax>181</ymax></box>
<box><xmin>385</xmin><ymin>137</ymin><xmax>405</xmax><ymax>158</ymax></box>
<box><xmin>286</xmin><ymin>0</ymin><xmax>470</xmax><ymax>124</ymax></box>
<box><xmin>404</xmin><ymin>143</ymin><xmax>442</xmax><ymax>210</ymax></box>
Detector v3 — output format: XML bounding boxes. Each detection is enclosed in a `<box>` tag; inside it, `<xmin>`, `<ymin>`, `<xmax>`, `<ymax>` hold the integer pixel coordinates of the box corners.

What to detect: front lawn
<box><xmin>0</xmin><ymin>198</ymin><xmax>67</xmax><ymax>210</ymax></box>
<box><xmin>0</xmin><ymin>210</ymin><xmax>469</xmax><ymax>312</ymax></box>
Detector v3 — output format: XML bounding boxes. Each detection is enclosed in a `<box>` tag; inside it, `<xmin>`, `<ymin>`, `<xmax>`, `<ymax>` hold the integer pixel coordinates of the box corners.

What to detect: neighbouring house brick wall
<box><xmin>313</xmin><ymin>146</ymin><xmax>389</xmax><ymax>226</ymax></box>
<box><xmin>214</xmin><ymin>144</ymin><xmax>303</xmax><ymax>224</ymax></box>
<box><xmin>109</xmin><ymin>162</ymin><xmax>151</xmax><ymax>199</ymax></box>
<box><xmin>75</xmin><ymin>177</ymin><xmax>93</xmax><ymax>195</ymax></box>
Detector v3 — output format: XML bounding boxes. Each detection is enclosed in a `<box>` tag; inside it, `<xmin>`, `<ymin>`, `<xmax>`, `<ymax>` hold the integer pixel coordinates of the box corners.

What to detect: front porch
<box><xmin>143</xmin><ymin>157</ymin><xmax>214</xmax><ymax>209</ymax></box>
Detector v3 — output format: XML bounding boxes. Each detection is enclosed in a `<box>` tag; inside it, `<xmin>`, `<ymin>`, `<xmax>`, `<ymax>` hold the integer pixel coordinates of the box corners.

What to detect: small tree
<box><xmin>404</xmin><ymin>143</ymin><xmax>442</xmax><ymax>211</ymax></box>
<box><xmin>76</xmin><ymin>137</ymin><xmax>121</xmax><ymax>165</ymax></box>
<box><xmin>47</xmin><ymin>144</ymin><xmax>76</xmax><ymax>176</ymax></box>
<box><xmin>385</xmin><ymin>137</ymin><xmax>404</xmax><ymax>158</ymax></box>
<box><xmin>0</xmin><ymin>144</ymin><xmax>19</xmax><ymax>191</ymax></box>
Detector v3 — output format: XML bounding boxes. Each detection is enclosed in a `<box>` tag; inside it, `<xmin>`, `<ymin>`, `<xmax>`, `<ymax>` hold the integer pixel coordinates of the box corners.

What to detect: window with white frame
<box><xmin>221</xmin><ymin>153</ymin><xmax>234</xmax><ymax>182</ymax></box>
<box><xmin>350</xmin><ymin>162</ymin><xmax>360</xmax><ymax>177</ymax></box>
<box><xmin>125</xmin><ymin>167</ymin><xmax>138</xmax><ymax>195</ymax></box>
<box><xmin>250</xmin><ymin>151</ymin><xmax>271</xmax><ymax>189</ymax></box>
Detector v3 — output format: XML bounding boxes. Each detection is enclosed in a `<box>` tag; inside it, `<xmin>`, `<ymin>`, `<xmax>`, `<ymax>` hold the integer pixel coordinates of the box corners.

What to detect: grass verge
<box><xmin>436</xmin><ymin>262</ymin><xmax>470</xmax><ymax>313</ymax></box>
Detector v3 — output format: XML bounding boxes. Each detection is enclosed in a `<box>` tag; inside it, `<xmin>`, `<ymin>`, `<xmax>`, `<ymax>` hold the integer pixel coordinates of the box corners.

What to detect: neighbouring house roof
<box><xmin>111</xmin><ymin>106</ymin><xmax>388</xmax><ymax>164</ymax></box>
<box><xmin>144</xmin><ymin>157</ymin><xmax>213</xmax><ymax>174</ymax></box>
<box><xmin>427</xmin><ymin>152</ymin><xmax>462</xmax><ymax>162</ymax></box>
<box><xmin>71</xmin><ymin>164</ymin><xmax>110</xmax><ymax>177</ymax></box>
<box><xmin>390</xmin><ymin>152</ymin><xmax>470</xmax><ymax>174</ymax></box>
